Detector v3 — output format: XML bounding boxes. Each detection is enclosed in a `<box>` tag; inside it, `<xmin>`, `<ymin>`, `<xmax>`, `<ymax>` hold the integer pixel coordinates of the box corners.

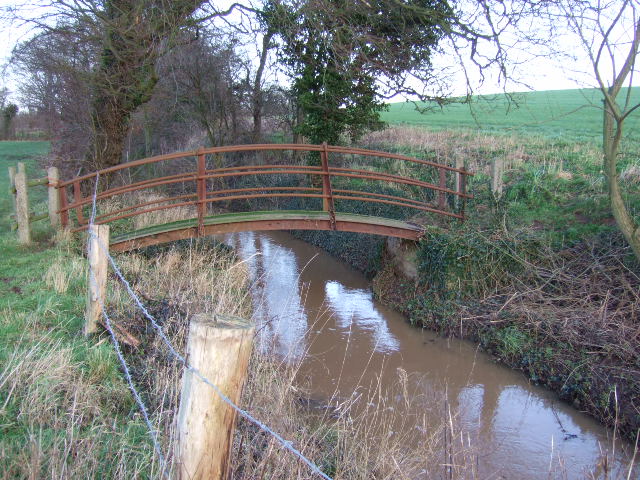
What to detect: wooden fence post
<box><xmin>491</xmin><ymin>158</ymin><xmax>504</xmax><ymax>198</ymax></box>
<box><xmin>14</xmin><ymin>172</ymin><xmax>30</xmax><ymax>245</ymax></box>
<box><xmin>48</xmin><ymin>167</ymin><xmax>60</xmax><ymax>229</ymax></box>
<box><xmin>177</xmin><ymin>313</ymin><xmax>254</xmax><ymax>480</ymax></box>
<box><xmin>85</xmin><ymin>224</ymin><xmax>110</xmax><ymax>335</ymax></box>
<box><xmin>17</xmin><ymin>162</ymin><xmax>25</xmax><ymax>176</ymax></box>
<box><xmin>454</xmin><ymin>158</ymin><xmax>464</xmax><ymax>211</ymax></box>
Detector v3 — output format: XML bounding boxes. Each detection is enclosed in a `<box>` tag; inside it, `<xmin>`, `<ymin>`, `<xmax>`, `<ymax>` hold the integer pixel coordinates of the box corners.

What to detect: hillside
<box><xmin>382</xmin><ymin>87</ymin><xmax>640</xmax><ymax>143</ymax></box>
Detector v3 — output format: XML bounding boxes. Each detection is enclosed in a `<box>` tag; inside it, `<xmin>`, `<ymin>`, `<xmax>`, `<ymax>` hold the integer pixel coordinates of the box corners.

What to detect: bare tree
<box><xmin>11</xmin><ymin>29</ymin><xmax>94</xmax><ymax>159</ymax></box>
<box><xmin>3</xmin><ymin>1</ymin><xmax>256</xmax><ymax>171</ymax></box>
<box><xmin>156</xmin><ymin>31</ymin><xmax>245</xmax><ymax>148</ymax></box>
<box><xmin>555</xmin><ymin>0</ymin><xmax>640</xmax><ymax>261</ymax></box>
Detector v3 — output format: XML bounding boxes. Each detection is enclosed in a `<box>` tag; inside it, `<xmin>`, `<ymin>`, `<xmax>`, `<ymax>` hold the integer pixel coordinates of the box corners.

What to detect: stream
<box><xmin>223</xmin><ymin>230</ymin><xmax>637</xmax><ymax>479</ymax></box>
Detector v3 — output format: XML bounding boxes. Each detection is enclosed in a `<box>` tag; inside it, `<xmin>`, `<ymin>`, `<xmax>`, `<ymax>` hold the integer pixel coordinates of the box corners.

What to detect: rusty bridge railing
<box><xmin>56</xmin><ymin>143</ymin><xmax>473</xmax><ymax>239</ymax></box>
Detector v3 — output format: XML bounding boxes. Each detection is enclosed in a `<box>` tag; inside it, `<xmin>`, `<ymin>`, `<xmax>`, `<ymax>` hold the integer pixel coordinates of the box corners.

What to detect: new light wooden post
<box><xmin>14</xmin><ymin>171</ymin><xmax>30</xmax><ymax>245</ymax></box>
<box><xmin>48</xmin><ymin>167</ymin><xmax>60</xmax><ymax>228</ymax></box>
<box><xmin>85</xmin><ymin>224</ymin><xmax>110</xmax><ymax>335</ymax></box>
<box><xmin>177</xmin><ymin>313</ymin><xmax>254</xmax><ymax>480</ymax></box>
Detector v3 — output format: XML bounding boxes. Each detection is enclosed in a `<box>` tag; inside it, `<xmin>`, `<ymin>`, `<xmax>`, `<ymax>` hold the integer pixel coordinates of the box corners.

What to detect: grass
<box><xmin>0</xmin><ymin>141</ymin><xmax>493</xmax><ymax>479</ymax></box>
<box><xmin>0</xmin><ymin>142</ymin><xmax>162</xmax><ymax>478</ymax></box>
<box><xmin>382</xmin><ymin>87</ymin><xmax>640</xmax><ymax>143</ymax></box>
<box><xmin>2</xmin><ymin>123</ymin><xmax>637</xmax><ymax>476</ymax></box>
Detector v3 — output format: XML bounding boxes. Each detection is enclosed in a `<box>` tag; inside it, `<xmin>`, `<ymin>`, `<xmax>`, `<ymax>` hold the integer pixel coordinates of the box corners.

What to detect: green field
<box><xmin>382</xmin><ymin>88</ymin><xmax>640</xmax><ymax>143</ymax></box>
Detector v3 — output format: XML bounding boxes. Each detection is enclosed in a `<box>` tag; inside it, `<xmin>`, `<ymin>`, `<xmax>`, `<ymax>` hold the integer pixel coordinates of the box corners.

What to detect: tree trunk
<box><xmin>604</xmin><ymin>105</ymin><xmax>640</xmax><ymax>261</ymax></box>
<box><xmin>252</xmin><ymin>32</ymin><xmax>273</xmax><ymax>143</ymax></box>
<box><xmin>90</xmin><ymin>97</ymin><xmax>132</xmax><ymax>170</ymax></box>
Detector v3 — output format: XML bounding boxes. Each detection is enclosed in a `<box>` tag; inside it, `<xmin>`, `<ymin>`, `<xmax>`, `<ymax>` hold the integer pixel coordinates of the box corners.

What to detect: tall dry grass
<box><xmin>361</xmin><ymin>125</ymin><xmax>603</xmax><ymax>177</ymax></box>
<box><xmin>105</xmin><ymin>238</ymin><xmax>490</xmax><ymax>479</ymax></box>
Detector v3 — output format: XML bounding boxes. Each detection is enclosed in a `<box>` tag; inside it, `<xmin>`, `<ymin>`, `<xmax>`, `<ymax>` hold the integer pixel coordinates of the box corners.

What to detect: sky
<box><xmin>0</xmin><ymin>0</ymin><xmax>635</xmax><ymax>104</ymax></box>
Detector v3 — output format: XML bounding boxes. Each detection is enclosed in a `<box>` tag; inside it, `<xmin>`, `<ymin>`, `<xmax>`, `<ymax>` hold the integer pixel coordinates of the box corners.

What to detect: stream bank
<box><xmin>292</xmin><ymin>227</ymin><xmax>640</xmax><ymax>442</ymax></box>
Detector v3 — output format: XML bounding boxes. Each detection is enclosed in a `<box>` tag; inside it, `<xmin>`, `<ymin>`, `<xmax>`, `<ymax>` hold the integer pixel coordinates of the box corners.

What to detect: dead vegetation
<box><xmin>112</xmin><ymin>240</ymin><xmax>485</xmax><ymax>479</ymax></box>
<box><xmin>465</xmin><ymin>235</ymin><xmax>640</xmax><ymax>436</ymax></box>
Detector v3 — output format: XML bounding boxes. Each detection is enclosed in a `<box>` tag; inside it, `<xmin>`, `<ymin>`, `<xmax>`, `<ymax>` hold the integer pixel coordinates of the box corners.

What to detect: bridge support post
<box><xmin>176</xmin><ymin>313</ymin><xmax>254</xmax><ymax>480</ymax></box>
<box><xmin>73</xmin><ymin>179</ymin><xmax>85</xmax><ymax>225</ymax></box>
<box><xmin>14</xmin><ymin>171</ymin><xmax>31</xmax><ymax>245</ymax></box>
<box><xmin>438</xmin><ymin>167</ymin><xmax>447</xmax><ymax>210</ymax></box>
<box><xmin>48</xmin><ymin>167</ymin><xmax>61</xmax><ymax>229</ymax></box>
<box><xmin>59</xmin><ymin>184</ymin><xmax>69</xmax><ymax>229</ymax></box>
<box><xmin>320</xmin><ymin>142</ymin><xmax>336</xmax><ymax>229</ymax></box>
<box><xmin>459</xmin><ymin>169</ymin><xmax>467</xmax><ymax>220</ymax></box>
<box><xmin>196</xmin><ymin>148</ymin><xmax>206</xmax><ymax>236</ymax></box>
<box><xmin>85</xmin><ymin>224</ymin><xmax>110</xmax><ymax>336</ymax></box>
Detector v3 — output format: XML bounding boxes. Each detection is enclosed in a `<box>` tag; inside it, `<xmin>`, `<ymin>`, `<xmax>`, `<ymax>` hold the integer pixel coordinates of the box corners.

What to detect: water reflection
<box><xmin>233</xmin><ymin>231</ymin><xmax>308</xmax><ymax>360</ymax></box>
<box><xmin>224</xmin><ymin>230</ymin><xmax>636</xmax><ymax>479</ymax></box>
<box><xmin>324</xmin><ymin>281</ymin><xmax>400</xmax><ymax>353</ymax></box>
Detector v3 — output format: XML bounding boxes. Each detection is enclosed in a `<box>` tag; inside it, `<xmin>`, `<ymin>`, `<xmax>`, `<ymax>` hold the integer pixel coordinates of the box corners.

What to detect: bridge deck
<box><xmin>110</xmin><ymin>210</ymin><xmax>425</xmax><ymax>252</ymax></box>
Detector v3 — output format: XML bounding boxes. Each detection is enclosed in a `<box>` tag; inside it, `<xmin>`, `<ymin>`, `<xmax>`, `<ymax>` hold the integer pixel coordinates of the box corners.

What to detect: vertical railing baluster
<box><xmin>197</xmin><ymin>147</ymin><xmax>206</xmax><ymax>236</ymax></box>
<box><xmin>320</xmin><ymin>142</ymin><xmax>336</xmax><ymax>230</ymax></box>
<box><xmin>59</xmin><ymin>184</ymin><xmax>69</xmax><ymax>228</ymax></box>
<box><xmin>73</xmin><ymin>179</ymin><xmax>85</xmax><ymax>224</ymax></box>
<box><xmin>460</xmin><ymin>169</ymin><xmax>467</xmax><ymax>220</ymax></box>
<box><xmin>438</xmin><ymin>167</ymin><xmax>447</xmax><ymax>211</ymax></box>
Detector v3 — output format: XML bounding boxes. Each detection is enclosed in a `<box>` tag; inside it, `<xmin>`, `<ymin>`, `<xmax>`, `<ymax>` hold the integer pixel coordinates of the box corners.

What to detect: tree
<box><xmin>4</xmin><ymin>1</ymin><xmax>255</xmax><ymax>171</ymax></box>
<box><xmin>2</xmin><ymin>103</ymin><xmax>18</xmax><ymax>139</ymax></box>
<box><xmin>11</xmin><ymin>28</ymin><xmax>95</xmax><ymax>156</ymax></box>
<box><xmin>265</xmin><ymin>0</ymin><xmax>455</xmax><ymax>145</ymax></box>
<box><xmin>555</xmin><ymin>0</ymin><xmax>640</xmax><ymax>261</ymax></box>
<box><xmin>155</xmin><ymin>31</ymin><xmax>245</xmax><ymax>148</ymax></box>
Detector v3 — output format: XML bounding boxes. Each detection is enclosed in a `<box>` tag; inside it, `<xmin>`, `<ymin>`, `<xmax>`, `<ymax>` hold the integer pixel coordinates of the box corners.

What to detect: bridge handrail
<box><xmin>56</xmin><ymin>142</ymin><xmax>473</xmax><ymax>235</ymax></box>
<box><xmin>57</xmin><ymin>143</ymin><xmax>472</xmax><ymax>188</ymax></box>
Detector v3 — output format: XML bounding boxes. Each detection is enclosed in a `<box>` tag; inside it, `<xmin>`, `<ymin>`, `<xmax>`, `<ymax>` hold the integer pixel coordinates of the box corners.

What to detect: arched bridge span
<box><xmin>56</xmin><ymin>143</ymin><xmax>473</xmax><ymax>252</ymax></box>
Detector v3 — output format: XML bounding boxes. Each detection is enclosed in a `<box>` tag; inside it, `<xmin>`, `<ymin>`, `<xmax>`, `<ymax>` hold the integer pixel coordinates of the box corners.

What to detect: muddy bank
<box><xmin>292</xmin><ymin>228</ymin><xmax>640</xmax><ymax>441</ymax></box>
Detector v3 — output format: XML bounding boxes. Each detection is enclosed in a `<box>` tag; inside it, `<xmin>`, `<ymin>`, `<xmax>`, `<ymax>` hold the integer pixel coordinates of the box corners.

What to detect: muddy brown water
<box><xmin>224</xmin><ymin>231</ymin><xmax>638</xmax><ymax>479</ymax></box>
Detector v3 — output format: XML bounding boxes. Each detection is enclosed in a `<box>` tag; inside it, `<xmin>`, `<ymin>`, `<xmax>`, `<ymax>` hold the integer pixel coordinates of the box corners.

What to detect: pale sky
<box><xmin>0</xmin><ymin>0</ymin><xmax>634</xmax><ymax>103</ymax></box>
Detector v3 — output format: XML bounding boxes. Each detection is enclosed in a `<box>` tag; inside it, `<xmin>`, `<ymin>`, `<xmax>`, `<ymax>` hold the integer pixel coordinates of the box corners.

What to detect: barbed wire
<box><xmin>86</xmin><ymin>174</ymin><xmax>333</xmax><ymax>480</ymax></box>
<box><xmin>88</xmin><ymin>174</ymin><xmax>170</xmax><ymax>478</ymax></box>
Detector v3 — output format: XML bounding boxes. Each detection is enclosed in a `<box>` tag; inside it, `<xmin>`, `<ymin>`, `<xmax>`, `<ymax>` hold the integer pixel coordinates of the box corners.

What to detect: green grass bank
<box><xmin>0</xmin><ymin>141</ymin><xmax>163</xmax><ymax>477</ymax></box>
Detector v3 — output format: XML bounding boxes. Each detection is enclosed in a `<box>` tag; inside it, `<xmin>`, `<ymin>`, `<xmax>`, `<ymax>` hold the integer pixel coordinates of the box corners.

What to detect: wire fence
<box><xmin>86</xmin><ymin>173</ymin><xmax>333</xmax><ymax>480</ymax></box>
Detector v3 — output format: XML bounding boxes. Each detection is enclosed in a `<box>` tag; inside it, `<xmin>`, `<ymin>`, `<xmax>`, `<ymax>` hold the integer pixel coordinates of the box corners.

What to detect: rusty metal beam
<box><xmin>109</xmin><ymin>212</ymin><xmax>424</xmax><ymax>252</ymax></box>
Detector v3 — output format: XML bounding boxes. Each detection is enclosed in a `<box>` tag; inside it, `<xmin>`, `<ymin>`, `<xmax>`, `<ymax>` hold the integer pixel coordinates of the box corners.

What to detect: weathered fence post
<box><xmin>491</xmin><ymin>158</ymin><xmax>504</xmax><ymax>198</ymax></box>
<box><xmin>177</xmin><ymin>313</ymin><xmax>254</xmax><ymax>480</ymax></box>
<box><xmin>14</xmin><ymin>171</ymin><xmax>30</xmax><ymax>245</ymax></box>
<box><xmin>454</xmin><ymin>158</ymin><xmax>464</xmax><ymax>210</ymax></box>
<box><xmin>17</xmin><ymin>162</ymin><xmax>25</xmax><ymax>176</ymax></box>
<box><xmin>48</xmin><ymin>167</ymin><xmax>60</xmax><ymax>229</ymax></box>
<box><xmin>85</xmin><ymin>224</ymin><xmax>110</xmax><ymax>335</ymax></box>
